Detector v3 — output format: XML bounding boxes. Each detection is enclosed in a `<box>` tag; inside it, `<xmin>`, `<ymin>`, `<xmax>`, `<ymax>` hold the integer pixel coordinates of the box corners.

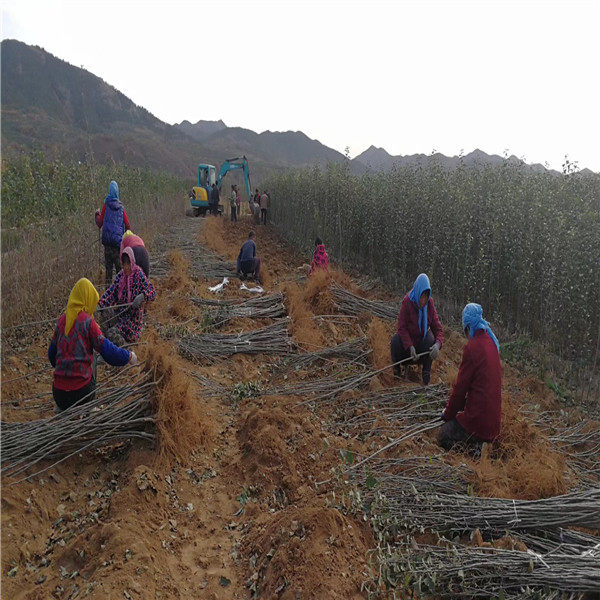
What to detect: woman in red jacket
<box><xmin>308</xmin><ymin>238</ymin><xmax>329</xmax><ymax>276</ymax></box>
<box><xmin>439</xmin><ymin>303</ymin><xmax>501</xmax><ymax>450</ymax></box>
<box><xmin>390</xmin><ymin>273</ymin><xmax>444</xmax><ymax>385</ymax></box>
<box><xmin>48</xmin><ymin>278</ymin><xmax>137</xmax><ymax>411</ymax></box>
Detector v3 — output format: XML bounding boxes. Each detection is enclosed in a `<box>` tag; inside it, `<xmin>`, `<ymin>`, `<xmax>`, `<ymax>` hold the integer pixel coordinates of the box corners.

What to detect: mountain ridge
<box><xmin>353</xmin><ymin>145</ymin><xmax>554</xmax><ymax>174</ymax></box>
<box><xmin>2</xmin><ymin>39</ymin><xmax>592</xmax><ymax>178</ymax></box>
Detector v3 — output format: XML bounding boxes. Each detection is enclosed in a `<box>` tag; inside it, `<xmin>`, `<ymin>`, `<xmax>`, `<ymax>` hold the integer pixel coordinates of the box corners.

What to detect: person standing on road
<box><xmin>260</xmin><ymin>190</ymin><xmax>269</xmax><ymax>225</ymax></box>
<box><xmin>48</xmin><ymin>278</ymin><xmax>136</xmax><ymax>412</ymax></box>
<box><xmin>230</xmin><ymin>185</ymin><xmax>238</xmax><ymax>222</ymax></box>
<box><xmin>439</xmin><ymin>303</ymin><xmax>501</xmax><ymax>451</ymax></box>
<box><xmin>95</xmin><ymin>181</ymin><xmax>130</xmax><ymax>286</ymax></box>
<box><xmin>390</xmin><ymin>273</ymin><xmax>444</xmax><ymax>385</ymax></box>
<box><xmin>210</xmin><ymin>183</ymin><xmax>220</xmax><ymax>215</ymax></box>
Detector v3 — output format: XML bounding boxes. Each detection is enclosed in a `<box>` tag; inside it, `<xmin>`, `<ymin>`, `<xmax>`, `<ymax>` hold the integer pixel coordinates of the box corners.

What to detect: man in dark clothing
<box><xmin>236</xmin><ymin>231</ymin><xmax>261</xmax><ymax>281</ymax></box>
<box><xmin>439</xmin><ymin>303</ymin><xmax>501</xmax><ymax>451</ymax></box>
<box><xmin>95</xmin><ymin>180</ymin><xmax>130</xmax><ymax>286</ymax></box>
<box><xmin>210</xmin><ymin>183</ymin><xmax>220</xmax><ymax>215</ymax></box>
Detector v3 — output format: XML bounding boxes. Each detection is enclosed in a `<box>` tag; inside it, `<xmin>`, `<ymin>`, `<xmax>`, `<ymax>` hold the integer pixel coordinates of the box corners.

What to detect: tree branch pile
<box><xmin>330</xmin><ymin>283</ymin><xmax>397</xmax><ymax>320</ymax></box>
<box><xmin>1</xmin><ymin>370</ymin><xmax>157</xmax><ymax>480</ymax></box>
<box><xmin>381</xmin><ymin>541</ymin><xmax>600</xmax><ymax>598</ymax></box>
<box><xmin>276</xmin><ymin>337</ymin><xmax>369</xmax><ymax>372</ymax></box>
<box><xmin>192</xmin><ymin>293</ymin><xmax>286</xmax><ymax>326</ymax></box>
<box><xmin>178</xmin><ymin>319</ymin><xmax>294</xmax><ymax>360</ymax></box>
<box><xmin>382</xmin><ymin>487</ymin><xmax>600</xmax><ymax>533</ymax></box>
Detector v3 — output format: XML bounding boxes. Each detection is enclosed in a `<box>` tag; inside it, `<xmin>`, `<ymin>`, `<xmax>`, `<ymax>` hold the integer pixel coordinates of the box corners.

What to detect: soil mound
<box><xmin>244</xmin><ymin>499</ymin><xmax>372</xmax><ymax>599</ymax></box>
<box><xmin>238</xmin><ymin>400</ymin><xmax>335</xmax><ymax>501</ymax></box>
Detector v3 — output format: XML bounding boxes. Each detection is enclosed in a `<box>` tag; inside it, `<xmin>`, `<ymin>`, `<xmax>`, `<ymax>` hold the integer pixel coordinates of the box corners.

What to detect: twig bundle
<box><xmin>329</xmin><ymin>384</ymin><xmax>447</xmax><ymax>433</ymax></box>
<box><xmin>268</xmin><ymin>372</ymin><xmax>367</xmax><ymax>397</ymax></box>
<box><xmin>277</xmin><ymin>337</ymin><xmax>369</xmax><ymax>371</ymax></box>
<box><xmin>358</xmin><ymin>455</ymin><xmax>472</xmax><ymax>494</ymax></box>
<box><xmin>331</xmin><ymin>283</ymin><xmax>397</xmax><ymax>320</ymax></box>
<box><xmin>533</xmin><ymin>416</ymin><xmax>600</xmax><ymax>483</ymax></box>
<box><xmin>383</xmin><ymin>487</ymin><xmax>600</xmax><ymax>532</ymax></box>
<box><xmin>383</xmin><ymin>541</ymin><xmax>600</xmax><ymax>598</ymax></box>
<box><xmin>1</xmin><ymin>371</ymin><xmax>157</xmax><ymax>480</ymax></box>
<box><xmin>192</xmin><ymin>293</ymin><xmax>286</xmax><ymax>326</ymax></box>
<box><xmin>178</xmin><ymin>319</ymin><xmax>294</xmax><ymax>360</ymax></box>
<box><xmin>517</xmin><ymin>528</ymin><xmax>600</xmax><ymax>556</ymax></box>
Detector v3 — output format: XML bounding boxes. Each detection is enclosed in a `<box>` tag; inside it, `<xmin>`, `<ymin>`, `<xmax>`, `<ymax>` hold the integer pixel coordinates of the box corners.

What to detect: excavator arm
<box><xmin>216</xmin><ymin>156</ymin><xmax>252</xmax><ymax>199</ymax></box>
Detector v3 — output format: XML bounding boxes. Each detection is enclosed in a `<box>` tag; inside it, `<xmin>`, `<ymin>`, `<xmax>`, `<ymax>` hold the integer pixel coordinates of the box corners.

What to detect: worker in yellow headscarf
<box><xmin>48</xmin><ymin>278</ymin><xmax>137</xmax><ymax>411</ymax></box>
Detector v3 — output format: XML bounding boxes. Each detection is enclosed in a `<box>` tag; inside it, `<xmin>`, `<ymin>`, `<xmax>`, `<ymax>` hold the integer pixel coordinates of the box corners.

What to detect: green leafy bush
<box><xmin>264</xmin><ymin>159</ymin><xmax>600</xmax><ymax>367</ymax></box>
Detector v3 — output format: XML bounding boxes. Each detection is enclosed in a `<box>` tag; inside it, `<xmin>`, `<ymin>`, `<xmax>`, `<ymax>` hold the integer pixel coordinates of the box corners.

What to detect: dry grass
<box><xmin>284</xmin><ymin>282</ymin><xmax>325</xmax><ymax>349</ymax></box>
<box><xmin>1</xmin><ymin>194</ymin><xmax>186</xmax><ymax>352</ymax></box>
<box><xmin>368</xmin><ymin>317</ymin><xmax>395</xmax><ymax>386</ymax></box>
<box><xmin>164</xmin><ymin>250</ymin><xmax>191</xmax><ymax>291</ymax></box>
<box><xmin>200</xmin><ymin>216</ymin><xmax>233</xmax><ymax>259</ymax></box>
<box><xmin>469</xmin><ymin>398</ymin><xmax>569</xmax><ymax>499</ymax></box>
<box><xmin>144</xmin><ymin>334</ymin><xmax>213</xmax><ymax>463</ymax></box>
<box><xmin>304</xmin><ymin>269</ymin><xmax>336</xmax><ymax>314</ymax></box>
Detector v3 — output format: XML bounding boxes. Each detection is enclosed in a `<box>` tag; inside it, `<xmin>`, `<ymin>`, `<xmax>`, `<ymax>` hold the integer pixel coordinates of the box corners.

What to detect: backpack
<box><xmin>102</xmin><ymin>199</ymin><xmax>125</xmax><ymax>246</ymax></box>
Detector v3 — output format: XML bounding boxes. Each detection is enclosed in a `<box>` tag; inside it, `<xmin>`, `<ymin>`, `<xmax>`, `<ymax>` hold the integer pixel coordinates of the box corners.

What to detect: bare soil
<box><xmin>1</xmin><ymin>213</ymin><xmax>592</xmax><ymax>599</ymax></box>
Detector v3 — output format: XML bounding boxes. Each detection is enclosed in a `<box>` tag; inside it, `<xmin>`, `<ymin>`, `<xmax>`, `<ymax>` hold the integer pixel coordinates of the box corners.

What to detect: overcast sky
<box><xmin>2</xmin><ymin>0</ymin><xmax>599</xmax><ymax>170</ymax></box>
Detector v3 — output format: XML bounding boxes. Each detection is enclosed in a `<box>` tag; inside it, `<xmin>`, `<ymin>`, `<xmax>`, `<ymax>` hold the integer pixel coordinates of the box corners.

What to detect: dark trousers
<box><xmin>53</xmin><ymin>359</ymin><xmax>97</xmax><ymax>411</ymax></box>
<box><xmin>438</xmin><ymin>418</ymin><xmax>484</xmax><ymax>451</ymax></box>
<box><xmin>390</xmin><ymin>329</ymin><xmax>435</xmax><ymax>384</ymax></box>
<box><xmin>239</xmin><ymin>257</ymin><xmax>261</xmax><ymax>279</ymax></box>
<box><xmin>210</xmin><ymin>203</ymin><xmax>219</xmax><ymax>216</ymax></box>
<box><xmin>104</xmin><ymin>244</ymin><xmax>121</xmax><ymax>286</ymax></box>
<box><xmin>132</xmin><ymin>246</ymin><xmax>150</xmax><ymax>278</ymax></box>
<box><xmin>261</xmin><ymin>208</ymin><xmax>267</xmax><ymax>225</ymax></box>
<box><xmin>230</xmin><ymin>206</ymin><xmax>237</xmax><ymax>222</ymax></box>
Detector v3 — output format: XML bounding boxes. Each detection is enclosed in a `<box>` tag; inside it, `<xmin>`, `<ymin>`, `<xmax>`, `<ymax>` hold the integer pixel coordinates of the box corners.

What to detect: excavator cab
<box><xmin>191</xmin><ymin>164</ymin><xmax>217</xmax><ymax>216</ymax></box>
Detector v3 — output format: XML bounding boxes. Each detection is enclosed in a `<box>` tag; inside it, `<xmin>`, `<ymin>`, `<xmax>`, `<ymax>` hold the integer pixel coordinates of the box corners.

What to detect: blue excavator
<box><xmin>189</xmin><ymin>156</ymin><xmax>252</xmax><ymax>216</ymax></box>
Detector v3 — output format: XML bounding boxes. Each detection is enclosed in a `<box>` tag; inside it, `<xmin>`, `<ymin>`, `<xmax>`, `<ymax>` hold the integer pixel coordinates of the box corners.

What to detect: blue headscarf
<box><xmin>462</xmin><ymin>303</ymin><xmax>500</xmax><ymax>352</ymax></box>
<box><xmin>408</xmin><ymin>273</ymin><xmax>431</xmax><ymax>340</ymax></box>
<box><xmin>104</xmin><ymin>180</ymin><xmax>119</xmax><ymax>204</ymax></box>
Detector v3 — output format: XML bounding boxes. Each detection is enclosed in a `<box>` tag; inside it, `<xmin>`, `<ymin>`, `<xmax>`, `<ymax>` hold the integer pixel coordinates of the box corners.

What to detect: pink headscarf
<box><xmin>118</xmin><ymin>247</ymin><xmax>141</xmax><ymax>304</ymax></box>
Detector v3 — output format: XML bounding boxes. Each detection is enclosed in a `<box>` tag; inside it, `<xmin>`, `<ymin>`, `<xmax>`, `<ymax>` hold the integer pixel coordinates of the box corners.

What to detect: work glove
<box><xmin>440</xmin><ymin>410</ymin><xmax>447</xmax><ymax>422</ymax></box>
<box><xmin>409</xmin><ymin>346</ymin><xmax>418</xmax><ymax>362</ymax></box>
<box><xmin>132</xmin><ymin>293</ymin><xmax>145</xmax><ymax>309</ymax></box>
<box><xmin>429</xmin><ymin>341</ymin><xmax>441</xmax><ymax>360</ymax></box>
<box><xmin>129</xmin><ymin>351</ymin><xmax>138</xmax><ymax>366</ymax></box>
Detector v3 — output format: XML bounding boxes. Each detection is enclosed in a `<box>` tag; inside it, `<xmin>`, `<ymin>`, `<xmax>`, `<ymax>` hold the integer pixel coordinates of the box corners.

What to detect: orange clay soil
<box><xmin>1</xmin><ymin>212</ymin><xmax>591</xmax><ymax>599</ymax></box>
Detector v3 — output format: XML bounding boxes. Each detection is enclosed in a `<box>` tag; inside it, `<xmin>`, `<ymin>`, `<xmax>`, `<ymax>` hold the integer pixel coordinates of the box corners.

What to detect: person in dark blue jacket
<box><xmin>236</xmin><ymin>231</ymin><xmax>261</xmax><ymax>281</ymax></box>
<box><xmin>95</xmin><ymin>181</ymin><xmax>130</xmax><ymax>286</ymax></box>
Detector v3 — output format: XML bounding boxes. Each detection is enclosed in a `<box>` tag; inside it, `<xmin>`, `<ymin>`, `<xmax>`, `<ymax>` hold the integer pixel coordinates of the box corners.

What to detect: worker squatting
<box><xmin>49</xmin><ymin>180</ymin><xmax>502</xmax><ymax>453</ymax></box>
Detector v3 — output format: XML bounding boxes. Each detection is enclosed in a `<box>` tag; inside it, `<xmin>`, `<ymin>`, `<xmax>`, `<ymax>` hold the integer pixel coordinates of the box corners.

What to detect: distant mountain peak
<box><xmin>175</xmin><ymin>119</ymin><xmax>227</xmax><ymax>141</ymax></box>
